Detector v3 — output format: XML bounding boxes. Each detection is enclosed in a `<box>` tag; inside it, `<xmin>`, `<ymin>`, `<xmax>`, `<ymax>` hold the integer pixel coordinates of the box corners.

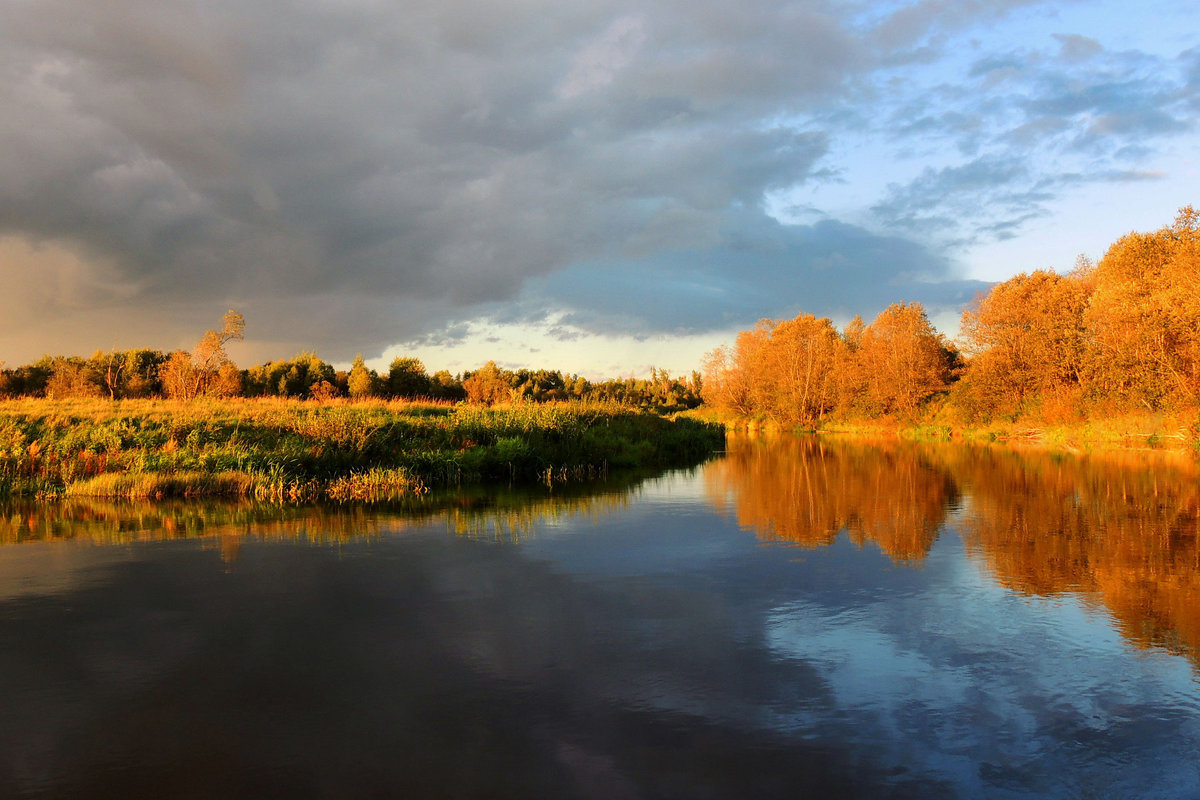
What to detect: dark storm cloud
<box><xmin>0</xmin><ymin>0</ymin><xmax>876</xmax><ymax>358</ymax></box>
<box><xmin>0</xmin><ymin>0</ymin><xmax>1196</xmax><ymax>363</ymax></box>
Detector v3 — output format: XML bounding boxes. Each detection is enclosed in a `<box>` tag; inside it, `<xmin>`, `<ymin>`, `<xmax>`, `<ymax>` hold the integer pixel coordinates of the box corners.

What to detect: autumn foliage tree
<box><xmin>347</xmin><ymin>355</ymin><xmax>379</xmax><ymax>398</ymax></box>
<box><xmin>703</xmin><ymin>305</ymin><xmax>949</xmax><ymax>424</ymax></box>
<box><xmin>462</xmin><ymin>361</ymin><xmax>513</xmax><ymax>406</ymax></box>
<box><xmin>848</xmin><ymin>303</ymin><xmax>953</xmax><ymax>417</ymax></box>
<box><xmin>1085</xmin><ymin>206</ymin><xmax>1200</xmax><ymax>409</ymax></box>
<box><xmin>951</xmin><ymin>206</ymin><xmax>1200</xmax><ymax>420</ymax></box>
<box><xmin>160</xmin><ymin>310</ymin><xmax>245</xmax><ymax>401</ymax></box>
<box><xmin>956</xmin><ymin>269</ymin><xmax>1092</xmax><ymax>419</ymax></box>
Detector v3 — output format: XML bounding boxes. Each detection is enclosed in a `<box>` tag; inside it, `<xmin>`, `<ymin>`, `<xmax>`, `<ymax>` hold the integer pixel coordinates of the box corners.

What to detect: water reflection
<box><xmin>706</xmin><ymin>434</ymin><xmax>958</xmax><ymax>562</ymax></box>
<box><xmin>0</xmin><ymin>476</ymin><xmax>645</xmax><ymax>559</ymax></box>
<box><xmin>945</xmin><ymin>445</ymin><xmax>1200</xmax><ymax>660</ymax></box>
<box><xmin>6</xmin><ymin>440</ymin><xmax>1200</xmax><ymax>796</ymax></box>
<box><xmin>710</xmin><ymin>433</ymin><xmax>1200</xmax><ymax>666</ymax></box>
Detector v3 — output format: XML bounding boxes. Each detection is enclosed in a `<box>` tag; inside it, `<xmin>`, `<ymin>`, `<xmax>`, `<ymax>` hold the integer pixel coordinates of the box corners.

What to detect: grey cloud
<box><xmin>0</xmin><ymin>0</ymin><xmax>1193</xmax><ymax>366</ymax></box>
<box><xmin>1053</xmin><ymin>33</ymin><xmax>1103</xmax><ymax>62</ymax></box>
<box><xmin>866</xmin><ymin>0</ymin><xmax>1047</xmax><ymax>52</ymax></box>
<box><xmin>0</xmin><ymin>0</ymin><xmax>870</xmax><ymax>362</ymax></box>
<box><xmin>517</xmin><ymin>213</ymin><xmax>989</xmax><ymax>336</ymax></box>
<box><xmin>873</xmin><ymin>156</ymin><xmax>1032</xmax><ymax>233</ymax></box>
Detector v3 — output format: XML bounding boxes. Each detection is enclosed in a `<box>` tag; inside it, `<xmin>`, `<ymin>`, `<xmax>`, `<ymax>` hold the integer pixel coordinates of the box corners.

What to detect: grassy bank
<box><xmin>692</xmin><ymin>407</ymin><xmax>1200</xmax><ymax>455</ymax></box>
<box><xmin>0</xmin><ymin>398</ymin><xmax>724</xmax><ymax>500</ymax></box>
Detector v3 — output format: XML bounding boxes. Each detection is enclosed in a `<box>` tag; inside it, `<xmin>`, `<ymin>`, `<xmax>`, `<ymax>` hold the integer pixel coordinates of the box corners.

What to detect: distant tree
<box><xmin>568</xmin><ymin>375</ymin><xmax>590</xmax><ymax>399</ymax></box>
<box><xmin>90</xmin><ymin>350</ymin><xmax>126</xmax><ymax>400</ymax></box>
<box><xmin>8</xmin><ymin>357</ymin><xmax>54</xmax><ymax>397</ymax></box>
<box><xmin>123</xmin><ymin>350</ymin><xmax>166</xmax><ymax>397</ymax></box>
<box><xmin>462</xmin><ymin>361</ymin><xmax>512</xmax><ymax>405</ymax></box>
<box><xmin>45</xmin><ymin>356</ymin><xmax>103</xmax><ymax>399</ymax></box>
<box><xmin>310</xmin><ymin>380</ymin><xmax>341</xmax><ymax>402</ymax></box>
<box><xmin>161</xmin><ymin>309</ymin><xmax>246</xmax><ymax>400</ymax></box>
<box><xmin>388</xmin><ymin>356</ymin><xmax>431</xmax><ymax>398</ymax></box>
<box><xmin>347</xmin><ymin>354</ymin><xmax>378</xmax><ymax>398</ymax></box>
<box><xmin>429</xmin><ymin>370</ymin><xmax>466</xmax><ymax>401</ymax></box>
<box><xmin>211</xmin><ymin>362</ymin><xmax>244</xmax><ymax>398</ymax></box>
<box><xmin>159</xmin><ymin>351</ymin><xmax>196</xmax><ymax>401</ymax></box>
<box><xmin>245</xmin><ymin>352</ymin><xmax>335</xmax><ymax>398</ymax></box>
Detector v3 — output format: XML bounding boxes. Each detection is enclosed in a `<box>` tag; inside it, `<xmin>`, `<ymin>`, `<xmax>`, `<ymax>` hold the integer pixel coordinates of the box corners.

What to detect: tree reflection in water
<box><xmin>705</xmin><ymin>433</ymin><xmax>958</xmax><ymax>563</ymax></box>
<box><xmin>707</xmin><ymin>433</ymin><xmax>1200</xmax><ymax>664</ymax></box>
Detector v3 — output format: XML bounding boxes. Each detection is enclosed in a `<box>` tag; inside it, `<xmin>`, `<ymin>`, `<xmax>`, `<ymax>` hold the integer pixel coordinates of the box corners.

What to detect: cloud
<box><xmin>557</xmin><ymin>15</ymin><xmax>647</xmax><ymax>99</ymax></box>
<box><xmin>0</xmin><ymin>0</ymin><xmax>1196</xmax><ymax>368</ymax></box>
<box><xmin>1053</xmin><ymin>33</ymin><xmax>1103</xmax><ymax>63</ymax></box>
<box><xmin>865</xmin><ymin>33</ymin><xmax>1200</xmax><ymax>250</ymax></box>
<box><xmin>516</xmin><ymin>213</ymin><xmax>990</xmax><ymax>336</ymax></box>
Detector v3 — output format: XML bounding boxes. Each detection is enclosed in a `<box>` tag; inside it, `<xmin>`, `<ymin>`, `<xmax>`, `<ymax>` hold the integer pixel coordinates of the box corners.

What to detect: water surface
<box><xmin>3</xmin><ymin>437</ymin><xmax>1200</xmax><ymax>798</ymax></box>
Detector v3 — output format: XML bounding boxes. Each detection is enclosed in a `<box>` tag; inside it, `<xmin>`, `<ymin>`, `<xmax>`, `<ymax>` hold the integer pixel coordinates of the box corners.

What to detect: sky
<box><xmin>1</xmin><ymin>0</ymin><xmax>1198</xmax><ymax>378</ymax></box>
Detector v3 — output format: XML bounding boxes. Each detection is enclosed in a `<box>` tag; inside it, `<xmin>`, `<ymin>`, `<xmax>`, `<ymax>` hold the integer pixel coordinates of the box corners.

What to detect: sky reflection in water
<box><xmin>2</xmin><ymin>438</ymin><xmax>1200</xmax><ymax>798</ymax></box>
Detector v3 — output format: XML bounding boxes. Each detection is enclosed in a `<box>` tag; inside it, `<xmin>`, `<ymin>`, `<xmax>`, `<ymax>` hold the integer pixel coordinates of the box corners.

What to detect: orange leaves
<box><xmin>701</xmin><ymin>304</ymin><xmax>950</xmax><ymax>424</ymax></box>
<box><xmin>957</xmin><ymin>269</ymin><xmax>1091</xmax><ymax>419</ymax></box>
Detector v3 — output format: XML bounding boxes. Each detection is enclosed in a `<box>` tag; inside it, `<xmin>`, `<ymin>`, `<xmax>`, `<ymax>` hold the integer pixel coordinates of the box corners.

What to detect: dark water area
<box><xmin>3</xmin><ymin>437</ymin><xmax>1200</xmax><ymax>798</ymax></box>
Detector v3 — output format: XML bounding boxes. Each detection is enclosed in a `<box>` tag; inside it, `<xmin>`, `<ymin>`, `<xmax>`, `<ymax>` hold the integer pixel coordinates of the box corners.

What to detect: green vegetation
<box><xmin>0</xmin><ymin>398</ymin><xmax>723</xmax><ymax>501</ymax></box>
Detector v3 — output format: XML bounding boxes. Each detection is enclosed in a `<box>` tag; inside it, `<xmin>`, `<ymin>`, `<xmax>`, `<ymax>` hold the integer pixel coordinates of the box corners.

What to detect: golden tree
<box><xmin>160</xmin><ymin>310</ymin><xmax>245</xmax><ymax>400</ymax></box>
<box><xmin>956</xmin><ymin>269</ymin><xmax>1091</xmax><ymax>418</ymax></box>
<box><xmin>854</xmin><ymin>302</ymin><xmax>952</xmax><ymax>416</ymax></box>
<box><xmin>1086</xmin><ymin>206</ymin><xmax>1200</xmax><ymax>408</ymax></box>
<box><xmin>755</xmin><ymin>313</ymin><xmax>843</xmax><ymax>425</ymax></box>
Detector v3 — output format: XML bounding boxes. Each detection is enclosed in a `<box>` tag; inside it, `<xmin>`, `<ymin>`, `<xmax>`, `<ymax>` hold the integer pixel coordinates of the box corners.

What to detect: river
<box><xmin>2</xmin><ymin>435</ymin><xmax>1199</xmax><ymax>798</ymax></box>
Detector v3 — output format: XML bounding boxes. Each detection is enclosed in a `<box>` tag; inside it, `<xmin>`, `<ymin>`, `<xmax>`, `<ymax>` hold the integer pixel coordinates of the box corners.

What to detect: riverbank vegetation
<box><xmin>0</xmin><ymin>399</ymin><xmax>723</xmax><ymax>500</ymax></box>
<box><xmin>700</xmin><ymin>206</ymin><xmax>1200</xmax><ymax>452</ymax></box>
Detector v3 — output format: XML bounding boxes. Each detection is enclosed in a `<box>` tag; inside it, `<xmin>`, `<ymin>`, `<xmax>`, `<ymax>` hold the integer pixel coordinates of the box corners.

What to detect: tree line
<box><xmin>5</xmin><ymin>206</ymin><xmax>1195</xmax><ymax>423</ymax></box>
<box><xmin>702</xmin><ymin>206</ymin><xmax>1200</xmax><ymax>425</ymax></box>
<box><xmin>0</xmin><ymin>309</ymin><xmax>702</xmax><ymax>411</ymax></box>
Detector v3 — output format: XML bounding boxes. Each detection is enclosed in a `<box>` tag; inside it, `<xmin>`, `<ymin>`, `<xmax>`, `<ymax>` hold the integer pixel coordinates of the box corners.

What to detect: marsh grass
<box><xmin>0</xmin><ymin>397</ymin><xmax>724</xmax><ymax>500</ymax></box>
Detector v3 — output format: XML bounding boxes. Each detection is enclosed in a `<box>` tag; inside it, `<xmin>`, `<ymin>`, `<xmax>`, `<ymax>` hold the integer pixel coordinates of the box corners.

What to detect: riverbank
<box><xmin>0</xmin><ymin>398</ymin><xmax>724</xmax><ymax>500</ymax></box>
<box><xmin>689</xmin><ymin>408</ymin><xmax>1200</xmax><ymax>455</ymax></box>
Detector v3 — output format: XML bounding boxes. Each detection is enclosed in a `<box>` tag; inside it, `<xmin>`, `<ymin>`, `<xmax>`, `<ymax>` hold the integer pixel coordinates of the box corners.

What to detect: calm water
<box><xmin>3</xmin><ymin>437</ymin><xmax>1200</xmax><ymax>798</ymax></box>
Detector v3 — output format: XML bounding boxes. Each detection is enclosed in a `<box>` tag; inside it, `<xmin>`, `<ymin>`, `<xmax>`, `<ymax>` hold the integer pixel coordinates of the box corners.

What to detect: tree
<box><xmin>1086</xmin><ymin>207</ymin><xmax>1200</xmax><ymax>409</ymax></box>
<box><xmin>347</xmin><ymin>354</ymin><xmax>378</xmax><ymax>398</ymax></box>
<box><xmin>45</xmin><ymin>356</ymin><xmax>103</xmax><ymax>399</ymax></box>
<box><xmin>429</xmin><ymin>370</ymin><xmax>466</xmax><ymax>401</ymax></box>
<box><xmin>701</xmin><ymin>323</ymin><xmax>770</xmax><ymax>416</ymax></box>
<box><xmin>703</xmin><ymin>314</ymin><xmax>843</xmax><ymax>425</ymax></box>
<box><xmin>310</xmin><ymin>380</ymin><xmax>341</xmax><ymax>402</ymax></box>
<box><xmin>462</xmin><ymin>361</ymin><xmax>513</xmax><ymax>405</ymax></box>
<box><xmin>245</xmin><ymin>352</ymin><xmax>335</xmax><ymax>398</ymax></box>
<box><xmin>95</xmin><ymin>350</ymin><xmax>126</xmax><ymax>400</ymax></box>
<box><xmin>956</xmin><ymin>270</ymin><xmax>1091</xmax><ymax>419</ymax></box>
<box><xmin>161</xmin><ymin>309</ymin><xmax>246</xmax><ymax>400</ymax></box>
<box><xmin>159</xmin><ymin>351</ymin><xmax>196</xmax><ymax>401</ymax></box>
<box><xmin>388</xmin><ymin>356</ymin><xmax>431</xmax><ymax>398</ymax></box>
<box><xmin>854</xmin><ymin>302</ymin><xmax>952</xmax><ymax>416</ymax></box>
<box><xmin>755</xmin><ymin>313</ymin><xmax>843</xmax><ymax>425</ymax></box>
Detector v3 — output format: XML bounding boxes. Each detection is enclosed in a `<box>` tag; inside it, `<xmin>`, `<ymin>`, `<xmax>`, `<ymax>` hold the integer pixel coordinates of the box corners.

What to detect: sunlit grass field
<box><xmin>0</xmin><ymin>397</ymin><xmax>724</xmax><ymax>501</ymax></box>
